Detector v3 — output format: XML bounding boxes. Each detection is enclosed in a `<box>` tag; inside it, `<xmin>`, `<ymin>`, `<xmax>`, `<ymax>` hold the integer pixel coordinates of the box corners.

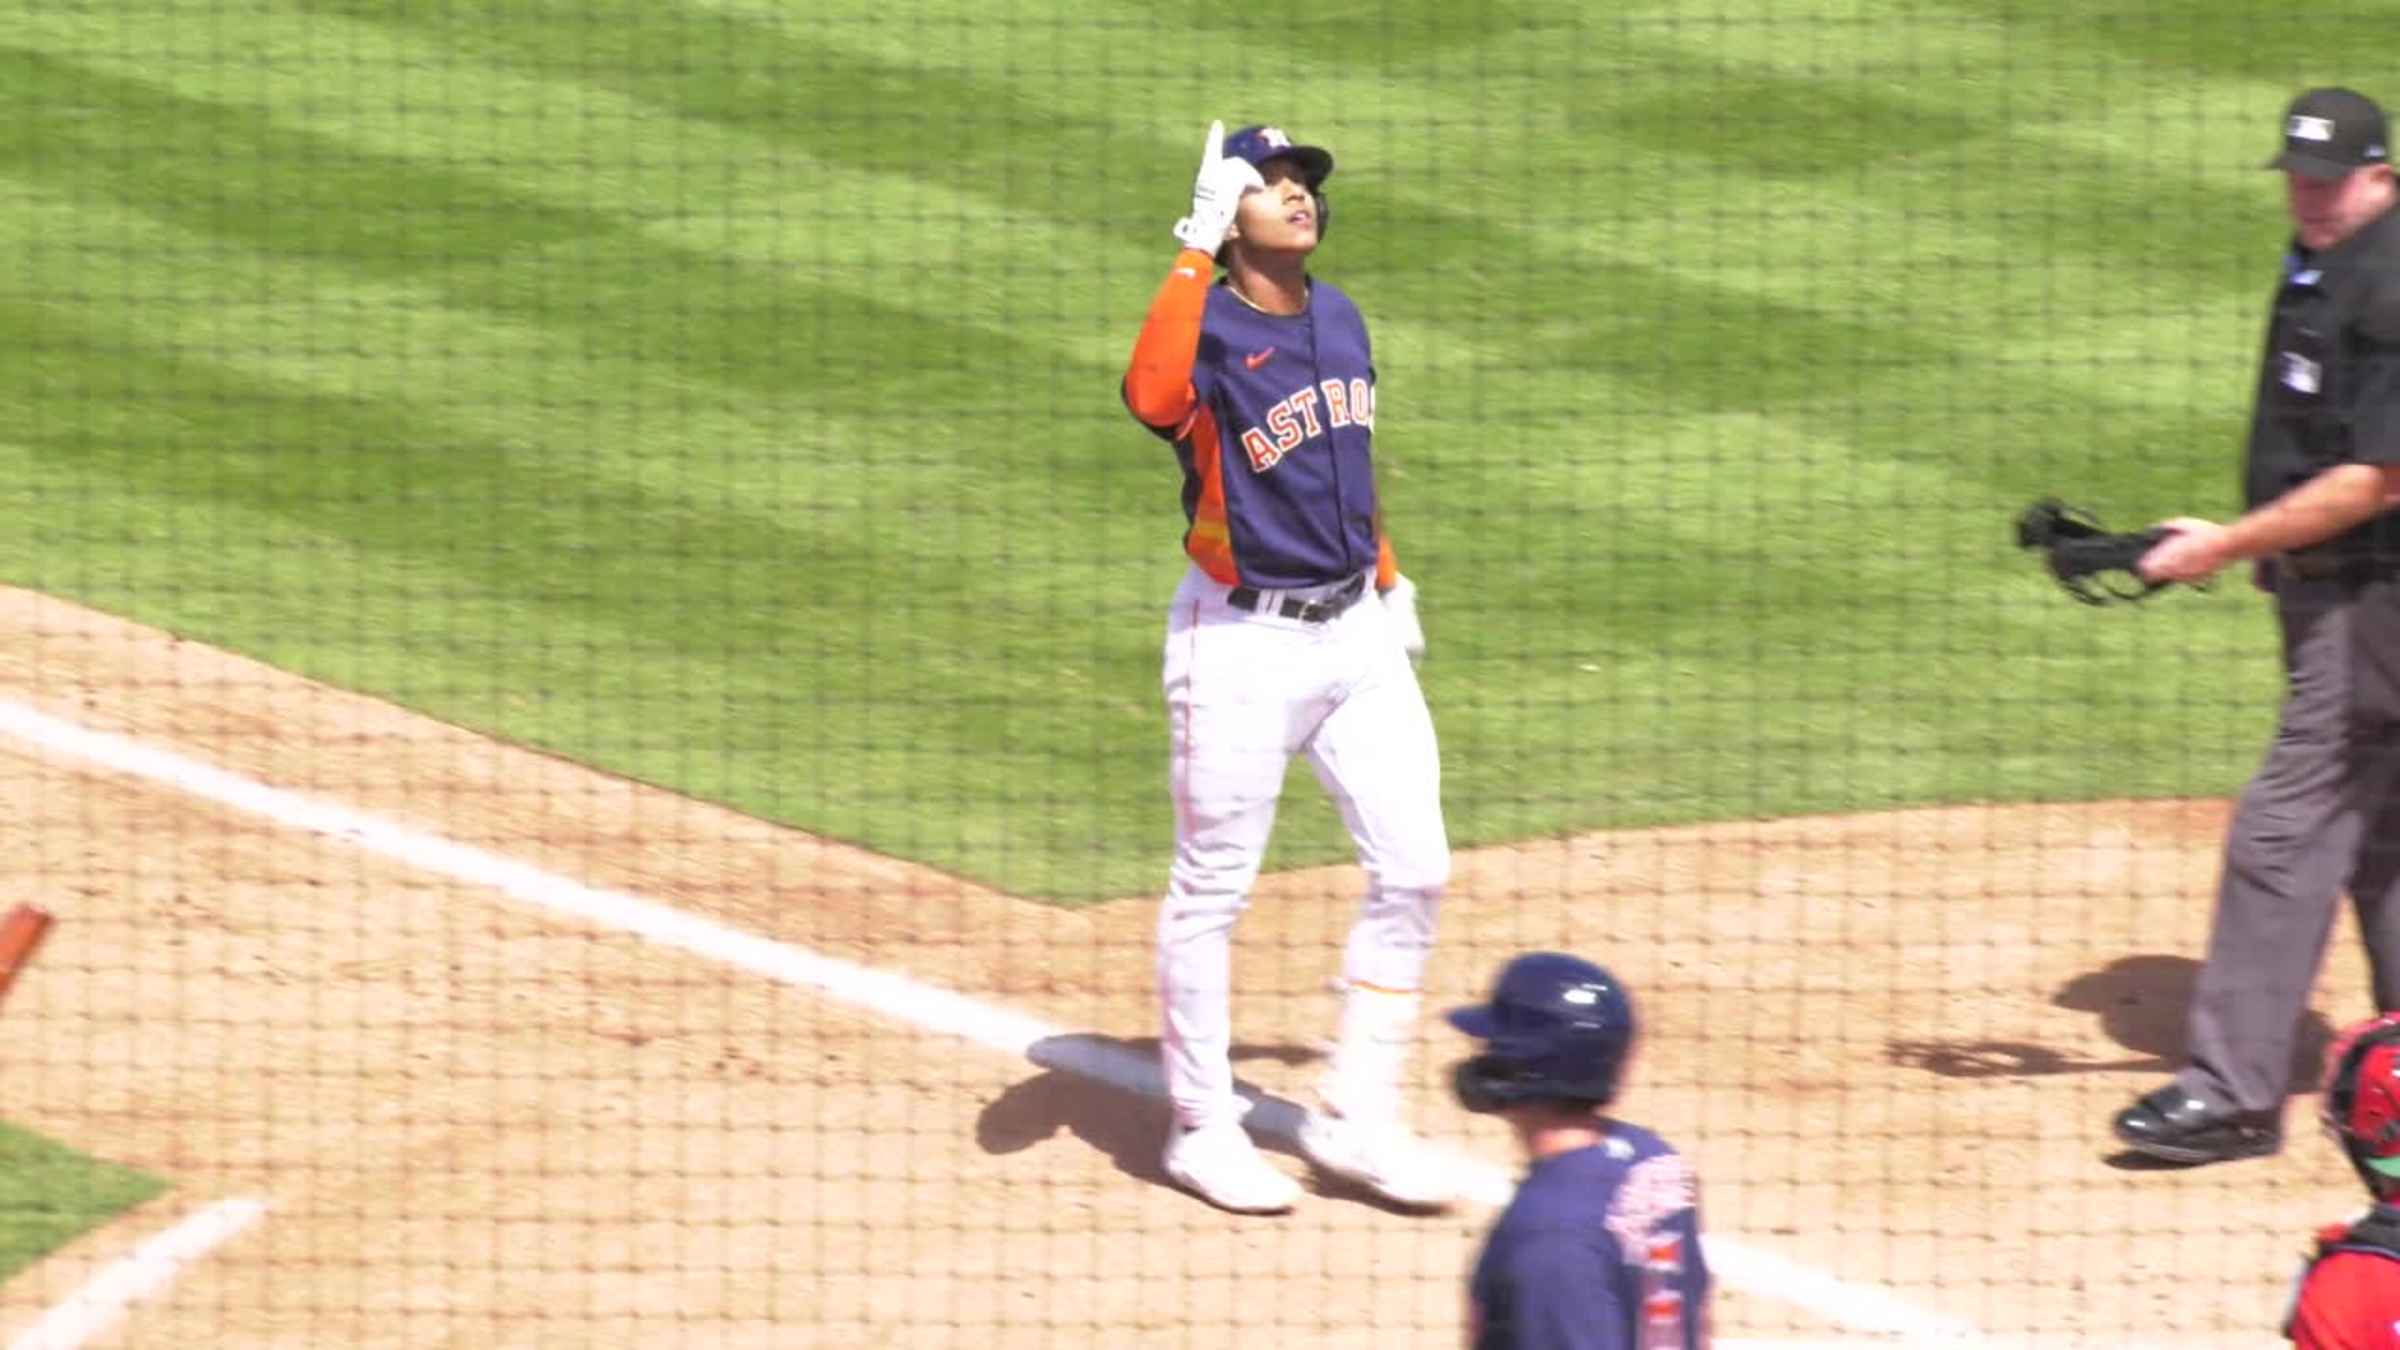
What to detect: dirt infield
<box><xmin>0</xmin><ymin>585</ymin><xmax>2373</xmax><ymax>1347</ymax></box>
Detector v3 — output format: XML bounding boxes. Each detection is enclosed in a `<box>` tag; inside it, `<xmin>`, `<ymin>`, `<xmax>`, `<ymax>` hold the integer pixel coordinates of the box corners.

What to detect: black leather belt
<box><xmin>1227</xmin><ymin>572</ymin><xmax>1367</xmax><ymax>623</ymax></box>
<box><xmin>2280</xmin><ymin>550</ymin><xmax>2399</xmax><ymax>584</ymax></box>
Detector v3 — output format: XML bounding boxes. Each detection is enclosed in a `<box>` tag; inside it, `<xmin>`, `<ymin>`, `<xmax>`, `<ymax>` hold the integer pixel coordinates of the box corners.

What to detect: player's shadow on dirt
<box><xmin>976</xmin><ymin>1034</ymin><xmax>1319</xmax><ymax>1192</ymax></box>
<box><xmin>978</xmin><ymin>1034</ymin><xmax>1441</xmax><ymax>1213</ymax></box>
<box><xmin>1883</xmin><ymin>953</ymin><xmax>2334</xmax><ymax>1094</ymax></box>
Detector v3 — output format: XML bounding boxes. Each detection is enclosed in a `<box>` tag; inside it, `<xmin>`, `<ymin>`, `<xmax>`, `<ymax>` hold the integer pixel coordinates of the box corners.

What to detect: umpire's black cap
<box><xmin>2266</xmin><ymin>87</ymin><xmax>2390</xmax><ymax>179</ymax></box>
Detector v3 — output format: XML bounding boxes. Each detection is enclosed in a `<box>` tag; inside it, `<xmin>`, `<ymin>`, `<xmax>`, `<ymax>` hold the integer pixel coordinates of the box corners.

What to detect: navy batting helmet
<box><xmin>1216</xmin><ymin>123</ymin><xmax>1334</xmax><ymax>251</ymax></box>
<box><xmin>1446</xmin><ymin>952</ymin><xmax>1636</xmax><ymax>1113</ymax></box>
<box><xmin>1221</xmin><ymin>124</ymin><xmax>1333</xmax><ymax>187</ymax></box>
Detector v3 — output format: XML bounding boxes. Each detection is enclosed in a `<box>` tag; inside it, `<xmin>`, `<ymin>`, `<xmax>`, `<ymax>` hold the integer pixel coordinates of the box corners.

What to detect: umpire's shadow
<box><xmin>976</xmin><ymin>1034</ymin><xmax>1320</xmax><ymax>1195</ymax></box>
<box><xmin>1885</xmin><ymin>953</ymin><xmax>2334</xmax><ymax>1093</ymax></box>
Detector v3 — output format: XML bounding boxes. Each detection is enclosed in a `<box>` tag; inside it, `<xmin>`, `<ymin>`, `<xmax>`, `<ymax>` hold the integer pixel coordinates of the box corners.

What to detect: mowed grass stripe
<box><xmin>782</xmin><ymin>5</ymin><xmax>2284</xmax><ymax>855</ymax></box>
<box><xmin>1913</xmin><ymin>0</ymin><xmax>2362</xmax><ymax>89</ymax></box>
<box><xmin>785</xmin><ymin>0</ymin><xmax>2269</xmax><ymax>315</ymax></box>
<box><xmin>0</xmin><ymin>286</ymin><xmax>1084</xmax><ymax>863</ymax></box>
<box><xmin>18</xmin><ymin>6</ymin><xmax>2265</xmax><ymax>499</ymax></box>
<box><xmin>784</xmin><ymin>0</ymin><xmax>2288</xmax><ymax>477</ymax></box>
<box><xmin>14</xmin><ymin>10</ymin><xmax>2246</xmax><ymax>831</ymax></box>
<box><xmin>296</xmin><ymin>0</ymin><xmax>2252</xmax><ymax>347</ymax></box>
<box><xmin>0</xmin><ymin>38</ymin><xmax>1105</xmax><ymax>432</ymax></box>
<box><xmin>0</xmin><ymin>224</ymin><xmax>1150</xmax><ymax>820</ymax></box>
<box><xmin>0</xmin><ymin>34</ymin><xmax>1169</xmax><ymax>597</ymax></box>
<box><xmin>13</xmin><ymin>1</ymin><xmax>1201</xmax><ymax>556</ymax></box>
<box><xmin>288</xmin><ymin>0</ymin><xmax>1181</xmax><ymax>226</ymax></box>
<box><xmin>0</xmin><ymin>36</ymin><xmax>1142</xmax><ymax>558</ymax></box>
<box><xmin>0</xmin><ymin>250</ymin><xmax>1164</xmax><ymax>886</ymax></box>
<box><xmin>0</xmin><ymin>6</ymin><xmax>2301</xmax><ymax>900</ymax></box>
<box><xmin>4</xmin><ymin>7</ymin><xmax>1171</xmax><ymax>488</ymax></box>
<box><xmin>32</xmin><ymin>0</ymin><xmax>2284</xmax><ymax>410</ymax></box>
<box><xmin>0</xmin><ymin>27</ymin><xmax>1177</xmax><ymax>880</ymax></box>
<box><xmin>0</xmin><ymin>177</ymin><xmax>1051</xmax><ymax>549</ymax></box>
<box><xmin>17</xmin><ymin>3</ymin><xmax>1161</xmax><ymax>364</ymax></box>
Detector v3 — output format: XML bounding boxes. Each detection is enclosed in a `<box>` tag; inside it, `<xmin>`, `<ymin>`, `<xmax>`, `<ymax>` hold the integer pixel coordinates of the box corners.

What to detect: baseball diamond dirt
<box><xmin>0</xmin><ymin>584</ymin><xmax>2370</xmax><ymax>1348</ymax></box>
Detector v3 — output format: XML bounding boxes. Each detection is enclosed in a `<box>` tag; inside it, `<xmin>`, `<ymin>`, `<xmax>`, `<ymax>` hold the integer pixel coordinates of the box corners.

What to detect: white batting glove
<box><xmin>1171</xmin><ymin>120</ymin><xmax>1265</xmax><ymax>254</ymax></box>
<box><xmin>1381</xmin><ymin>575</ymin><xmax>1426</xmax><ymax>665</ymax></box>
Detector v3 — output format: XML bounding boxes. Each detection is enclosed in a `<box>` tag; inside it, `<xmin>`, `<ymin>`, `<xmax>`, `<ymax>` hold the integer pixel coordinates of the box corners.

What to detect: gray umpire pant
<box><xmin>2181</xmin><ymin>568</ymin><xmax>2400</xmax><ymax>1115</ymax></box>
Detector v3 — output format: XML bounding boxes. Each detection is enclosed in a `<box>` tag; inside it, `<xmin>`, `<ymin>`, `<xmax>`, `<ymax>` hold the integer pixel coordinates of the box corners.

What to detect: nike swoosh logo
<box><xmin>1245</xmin><ymin>348</ymin><xmax>1275</xmax><ymax>370</ymax></box>
<box><xmin>1173</xmin><ymin>267</ymin><xmax>1198</xmax><ymax>279</ymax></box>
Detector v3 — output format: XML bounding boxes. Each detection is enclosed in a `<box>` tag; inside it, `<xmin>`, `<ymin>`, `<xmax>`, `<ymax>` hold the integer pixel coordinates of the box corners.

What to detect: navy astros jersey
<box><xmin>1127</xmin><ymin>277</ymin><xmax>1381</xmax><ymax>590</ymax></box>
<box><xmin>1470</xmin><ymin>1125</ymin><xmax>1709</xmax><ymax>1350</ymax></box>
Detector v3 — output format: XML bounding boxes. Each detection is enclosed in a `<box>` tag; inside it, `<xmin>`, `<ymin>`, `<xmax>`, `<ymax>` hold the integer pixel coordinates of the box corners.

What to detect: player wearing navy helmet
<box><xmin>1450</xmin><ymin>954</ymin><xmax>1711</xmax><ymax>1350</ymax></box>
<box><xmin>1123</xmin><ymin>121</ymin><xmax>1451</xmax><ymax>1215</ymax></box>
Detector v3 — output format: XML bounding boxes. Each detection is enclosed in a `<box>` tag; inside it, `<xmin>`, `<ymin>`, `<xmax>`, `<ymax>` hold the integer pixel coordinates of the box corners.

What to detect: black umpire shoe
<box><xmin>2111</xmin><ymin>1084</ymin><xmax>2281</xmax><ymax>1164</ymax></box>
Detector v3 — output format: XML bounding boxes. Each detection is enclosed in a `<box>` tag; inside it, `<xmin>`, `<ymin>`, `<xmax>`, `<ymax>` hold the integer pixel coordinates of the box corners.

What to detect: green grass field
<box><xmin>0</xmin><ymin>1</ymin><xmax>2356</xmax><ymax>901</ymax></box>
<box><xmin>0</xmin><ymin>1123</ymin><xmax>165</xmax><ymax>1283</ymax></box>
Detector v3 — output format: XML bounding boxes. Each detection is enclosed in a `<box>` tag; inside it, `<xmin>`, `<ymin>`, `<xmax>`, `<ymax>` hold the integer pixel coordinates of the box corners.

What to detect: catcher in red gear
<box><xmin>2286</xmin><ymin>1012</ymin><xmax>2400</xmax><ymax>1347</ymax></box>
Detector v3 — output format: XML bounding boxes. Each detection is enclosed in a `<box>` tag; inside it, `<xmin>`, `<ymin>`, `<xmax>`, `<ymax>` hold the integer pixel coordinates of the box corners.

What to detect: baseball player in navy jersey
<box><xmin>1450</xmin><ymin>953</ymin><xmax>1711</xmax><ymax>1350</ymax></box>
<box><xmin>1122</xmin><ymin>120</ymin><xmax>1452</xmax><ymax>1214</ymax></box>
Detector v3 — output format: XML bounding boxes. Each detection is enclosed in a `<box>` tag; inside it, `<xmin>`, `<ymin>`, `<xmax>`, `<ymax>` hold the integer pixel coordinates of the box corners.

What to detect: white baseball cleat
<box><xmin>1162</xmin><ymin>1120</ymin><xmax>1302</xmax><ymax>1214</ymax></box>
<box><xmin>1295</xmin><ymin>1110</ymin><xmax>1457</xmax><ymax>1211</ymax></box>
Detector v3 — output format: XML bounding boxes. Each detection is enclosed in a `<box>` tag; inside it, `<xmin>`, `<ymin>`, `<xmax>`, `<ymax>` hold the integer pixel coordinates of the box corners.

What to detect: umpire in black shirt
<box><xmin>2115</xmin><ymin>88</ymin><xmax>2400</xmax><ymax>1165</ymax></box>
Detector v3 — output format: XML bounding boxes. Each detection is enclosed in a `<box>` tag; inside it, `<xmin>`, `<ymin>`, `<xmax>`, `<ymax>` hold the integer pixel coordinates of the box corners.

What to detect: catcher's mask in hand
<box><xmin>2015</xmin><ymin>497</ymin><xmax>2176</xmax><ymax>606</ymax></box>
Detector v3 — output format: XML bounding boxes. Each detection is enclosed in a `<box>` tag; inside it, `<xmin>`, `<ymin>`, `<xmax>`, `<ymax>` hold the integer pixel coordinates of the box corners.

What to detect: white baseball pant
<box><xmin>1155</xmin><ymin>563</ymin><xmax>1450</xmax><ymax>1132</ymax></box>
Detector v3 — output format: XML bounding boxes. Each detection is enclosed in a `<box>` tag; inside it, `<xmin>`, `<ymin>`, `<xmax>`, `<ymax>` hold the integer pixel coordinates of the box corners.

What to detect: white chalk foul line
<box><xmin>0</xmin><ymin>698</ymin><xmax>1985</xmax><ymax>1345</ymax></box>
<box><xmin>8</xmin><ymin>1197</ymin><xmax>268</xmax><ymax>1350</ymax></box>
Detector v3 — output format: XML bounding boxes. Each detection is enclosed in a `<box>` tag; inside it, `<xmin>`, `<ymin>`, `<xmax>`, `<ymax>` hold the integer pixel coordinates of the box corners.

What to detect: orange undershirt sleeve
<box><xmin>1123</xmin><ymin>249</ymin><xmax>1216</xmax><ymax>432</ymax></box>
